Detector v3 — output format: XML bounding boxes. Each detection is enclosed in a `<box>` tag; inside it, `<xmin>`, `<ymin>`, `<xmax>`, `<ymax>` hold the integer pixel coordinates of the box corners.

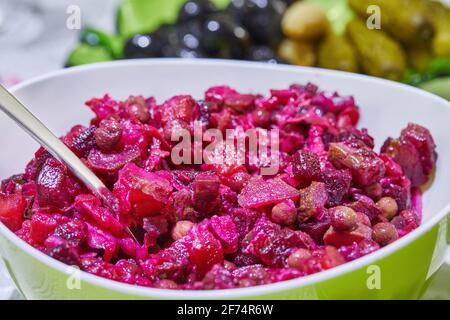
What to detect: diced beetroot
<box><xmin>87</xmin><ymin>145</ymin><xmax>141</xmax><ymax>175</ymax></box>
<box><xmin>338</xmin><ymin>127</ymin><xmax>374</xmax><ymax>149</ymax></box>
<box><xmin>141</xmin><ymin>240</ymin><xmax>191</xmax><ymax>282</ymax></box>
<box><xmin>232</xmin><ymin>251</ymin><xmax>261</xmax><ymax>267</ymax></box>
<box><xmin>311</xmin><ymin>92</ymin><xmax>355</xmax><ymax>114</ymax></box>
<box><xmin>392</xmin><ymin>212</ymin><xmax>421</xmax><ymax>237</ymax></box>
<box><xmin>161</xmin><ymin>95</ymin><xmax>196</xmax><ymax>124</ymax></box>
<box><xmin>114</xmin><ymin>163</ymin><xmax>172</xmax><ymax>218</ymax></box>
<box><xmin>305</xmin><ymin>125</ymin><xmax>326</xmax><ymax>153</ymax></box>
<box><xmin>223</xmin><ymin>169</ymin><xmax>251</xmax><ymax>193</ymax></box>
<box><xmin>381</xmin><ymin>138</ymin><xmax>425</xmax><ymax>187</ymax></box>
<box><xmin>381</xmin><ymin>123</ymin><xmax>437</xmax><ymax>187</ymax></box>
<box><xmin>205</xmin><ymin>85</ymin><xmax>238</xmax><ymax>104</ymax></box>
<box><xmin>202</xmin><ymin>264</ymin><xmax>236</xmax><ymax>289</ymax></box>
<box><xmin>298</xmin><ymin>215</ymin><xmax>331</xmax><ymax>244</ymax></box>
<box><xmin>47</xmin><ymin>243</ymin><xmax>82</xmax><ymax>267</ymax></box>
<box><xmin>64</xmin><ymin>125</ymin><xmax>97</xmax><ymax>158</ymax></box>
<box><xmin>400</xmin><ymin>209</ymin><xmax>420</xmax><ymax>228</ymax></box>
<box><xmin>296</xmin><ymin>246</ymin><xmax>346</xmax><ymax>275</ymax></box>
<box><xmin>323</xmin><ymin>223</ymin><xmax>372</xmax><ymax>247</ymax></box>
<box><xmin>337</xmin><ymin>106</ymin><xmax>360</xmax><ymax>128</ymax></box>
<box><xmin>24</xmin><ymin>148</ymin><xmax>52</xmax><ymax>181</ymax></box>
<box><xmin>291</xmin><ymin>83</ymin><xmax>318</xmax><ymax>96</ymax></box>
<box><xmin>338</xmin><ymin>239</ymin><xmax>380</xmax><ymax>261</ymax></box>
<box><xmin>37</xmin><ymin>158</ymin><xmax>71</xmax><ymax>209</ymax></box>
<box><xmin>320</xmin><ymin>168</ymin><xmax>352</xmax><ymax>207</ymax></box>
<box><xmin>271</xmin><ymin>88</ymin><xmax>298</xmax><ymax>104</ymax></box>
<box><xmin>279</xmin><ymin>131</ymin><xmax>305</xmax><ymax>154</ymax></box>
<box><xmin>193</xmin><ymin>174</ymin><xmax>221</xmax><ymax>215</ymax></box>
<box><xmin>143</xmin><ymin>216</ymin><xmax>168</xmax><ymax>247</ymax></box>
<box><xmin>217</xmin><ymin>186</ymin><xmax>237</xmax><ymax>217</ymax></box>
<box><xmin>232</xmin><ymin>265</ymin><xmax>272</xmax><ymax>287</ymax></box>
<box><xmin>113</xmin><ymin>259</ymin><xmax>151</xmax><ymax>286</ymax></box>
<box><xmin>81</xmin><ymin>256</ymin><xmax>115</xmax><ymax>279</ymax></box>
<box><xmin>86</xmin><ymin>222</ymin><xmax>119</xmax><ymax>262</ymax></box>
<box><xmin>231</xmin><ymin>208</ymin><xmax>262</xmax><ymax>240</ymax></box>
<box><xmin>380</xmin><ymin>176</ymin><xmax>411</xmax><ymax>211</ymax></box>
<box><xmin>208</xmin><ymin>108</ymin><xmax>234</xmax><ymax>132</ymax></box>
<box><xmin>30</xmin><ymin>213</ymin><xmax>67</xmax><ymax>244</ymax></box>
<box><xmin>329</xmin><ymin>140</ymin><xmax>385</xmax><ymax>187</ymax></box>
<box><xmin>1</xmin><ymin>174</ymin><xmax>26</xmax><ymax>194</ymax></box>
<box><xmin>224</xmin><ymin>93</ymin><xmax>255</xmax><ymax>113</ymax></box>
<box><xmin>209</xmin><ymin>215</ymin><xmax>238</xmax><ymax>254</ymax></box>
<box><xmin>318</xmin><ymin>246</ymin><xmax>346</xmax><ymax>269</ymax></box>
<box><xmin>348</xmin><ymin>195</ymin><xmax>381</xmax><ymax>222</ymax></box>
<box><xmin>85</xmin><ymin>94</ymin><xmax>119</xmax><ymax>122</ymax></box>
<box><xmin>244</xmin><ymin>218</ymin><xmax>316</xmax><ymax>267</ymax></box>
<box><xmin>187</xmin><ymin>224</ymin><xmax>224</xmax><ymax>278</ymax></box>
<box><xmin>267</xmin><ymin>267</ymin><xmax>304</xmax><ymax>282</ymax></box>
<box><xmin>119</xmin><ymin>237</ymin><xmax>143</xmax><ymax>260</ymax></box>
<box><xmin>74</xmin><ymin>194</ymin><xmax>125</xmax><ymax>238</ymax></box>
<box><xmin>401</xmin><ymin>123</ymin><xmax>437</xmax><ymax>176</ymax></box>
<box><xmin>52</xmin><ymin>219</ymin><xmax>87</xmax><ymax>247</ymax></box>
<box><xmin>0</xmin><ymin>193</ymin><xmax>26</xmax><ymax>231</ymax></box>
<box><xmin>164</xmin><ymin>188</ymin><xmax>195</xmax><ymax>222</ymax></box>
<box><xmin>118</xmin><ymin>120</ymin><xmax>151</xmax><ymax>153</ymax></box>
<box><xmin>291</xmin><ymin>150</ymin><xmax>321</xmax><ymax>187</ymax></box>
<box><xmin>380</xmin><ymin>154</ymin><xmax>404</xmax><ymax>178</ymax></box>
<box><xmin>251</xmin><ymin>108</ymin><xmax>271</xmax><ymax>128</ymax></box>
<box><xmin>238</xmin><ymin>177</ymin><xmax>299</xmax><ymax>208</ymax></box>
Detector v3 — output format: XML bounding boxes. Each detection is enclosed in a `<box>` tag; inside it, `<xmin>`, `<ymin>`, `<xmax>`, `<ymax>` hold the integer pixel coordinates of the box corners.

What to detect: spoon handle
<box><xmin>0</xmin><ymin>84</ymin><xmax>106</xmax><ymax>199</ymax></box>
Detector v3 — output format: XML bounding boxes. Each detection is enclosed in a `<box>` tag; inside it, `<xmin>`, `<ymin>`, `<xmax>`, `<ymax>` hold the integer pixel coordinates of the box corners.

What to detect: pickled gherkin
<box><xmin>347</xmin><ymin>19</ymin><xmax>406</xmax><ymax>80</ymax></box>
<box><xmin>422</xmin><ymin>1</ymin><xmax>450</xmax><ymax>57</ymax></box>
<box><xmin>348</xmin><ymin>0</ymin><xmax>432</xmax><ymax>45</ymax></box>
<box><xmin>318</xmin><ymin>32</ymin><xmax>359</xmax><ymax>72</ymax></box>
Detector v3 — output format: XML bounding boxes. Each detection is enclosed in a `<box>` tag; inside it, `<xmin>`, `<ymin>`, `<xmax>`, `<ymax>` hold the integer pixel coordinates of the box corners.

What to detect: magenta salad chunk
<box><xmin>0</xmin><ymin>83</ymin><xmax>437</xmax><ymax>290</ymax></box>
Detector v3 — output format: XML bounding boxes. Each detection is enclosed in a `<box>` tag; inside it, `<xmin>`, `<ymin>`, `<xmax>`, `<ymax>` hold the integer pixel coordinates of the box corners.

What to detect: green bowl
<box><xmin>0</xmin><ymin>59</ymin><xmax>449</xmax><ymax>299</ymax></box>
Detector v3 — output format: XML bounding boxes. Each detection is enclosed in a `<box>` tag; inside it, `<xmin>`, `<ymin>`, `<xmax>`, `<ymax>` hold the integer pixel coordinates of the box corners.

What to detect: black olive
<box><xmin>160</xmin><ymin>20</ymin><xmax>207</xmax><ymax>58</ymax></box>
<box><xmin>200</xmin><ymin>13</ymin><xmax>251</xmax><ymax>59</ymax></box>
<box><xmin>153</xmin><ymin>24</ymin><xmax>178</xmax><ymax>45</ymax></box>
<box><xmin>247</xmin><ymin>45</ymin><xmax>285</xmax><ymax>63</ymax></box>
<box><xmin>227</xmin><ymin>0</ymin><xmax>286</xmax><ymax>47</ymax></box>
<box><xmin>177</xmin><ymin>20</ymin><xmax>203</xmax><ymax>50</ymax></box>
<box><xmin>279</xmin><ymin>0</ymin><xmax>295</xmax><ymax>6</ymax></box>
<box><xmin>123</xmin><ymin>33</ymin><xmax>164</xmax><ymax>58</ymax></box>
<box><xmin>178</xmin><ymin>0</ymin><xmax>217</xmax><ymax>23</ymax></box>
<box><xmin>161</xmin><ymin>46</ymin><xmax>207</xmax><ymax>58</ymax></box>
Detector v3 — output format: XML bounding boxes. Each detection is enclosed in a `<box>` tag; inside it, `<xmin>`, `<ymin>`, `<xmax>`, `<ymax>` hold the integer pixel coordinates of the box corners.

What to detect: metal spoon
<box><xmin>0</xmin><ymin>84</ymin><xmax>137</xmax><ymax>241</ymax></box>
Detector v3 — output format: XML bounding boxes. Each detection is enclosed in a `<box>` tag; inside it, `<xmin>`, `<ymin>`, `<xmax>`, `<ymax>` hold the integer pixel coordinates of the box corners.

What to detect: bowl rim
<box><xmin>1</xmin><ymin>58</ymin><xmax>450</xmax><ymax>299</ymax></box>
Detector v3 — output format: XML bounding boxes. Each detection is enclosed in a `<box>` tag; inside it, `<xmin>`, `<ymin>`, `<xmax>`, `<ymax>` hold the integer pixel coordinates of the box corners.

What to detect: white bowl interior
<box><xmin>2</xmin><ymin>60</ymin><xmax>450</xmax><ymax>225</ymax></box>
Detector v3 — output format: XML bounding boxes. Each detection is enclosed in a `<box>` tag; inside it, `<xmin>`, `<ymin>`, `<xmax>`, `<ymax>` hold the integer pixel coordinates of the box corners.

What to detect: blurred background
<box><xmin>0</xmin><ymin>0</ymin><xmax>450</xmax><ymax>99</ymax></box>
<box><xmin>0</xmin><ymin>0</ymin><xmax>118</xmax><ymax>81</ymax></box>
<box><xmin>0</xmin><ymin>0</ymin><xmax>449</xmax><ymax>299</ymax></box>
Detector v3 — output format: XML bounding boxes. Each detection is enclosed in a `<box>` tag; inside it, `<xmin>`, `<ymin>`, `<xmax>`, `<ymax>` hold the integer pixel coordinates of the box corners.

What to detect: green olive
<box><xmin>281</xmin><ymin>2</ymin><xmax>328</xmax><ymax>41</ymax></box>
<box><xmin>278</xmin><ymin>39</ymin><xmax>316</xmax><ymax>66</ymax></box>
